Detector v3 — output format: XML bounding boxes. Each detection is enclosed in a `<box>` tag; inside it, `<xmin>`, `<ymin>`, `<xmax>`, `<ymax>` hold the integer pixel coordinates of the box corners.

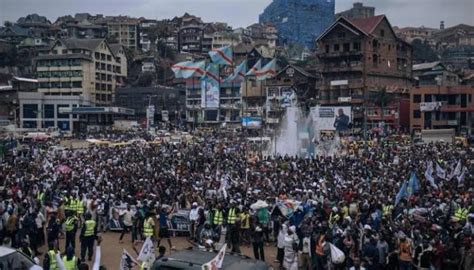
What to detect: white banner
<box><xmin>202</xmin><ymin>244</ymin><xmax>226</xmax><ymax>270</ymax></box>
<box><xmin>420</xmin><ymin>102</ymin><xmax>442</xmax><ymax>112</ymax></box>
<box><xmin>119</xmin><ymin>249</ymin><xmax>139</xmax><ymax>270</ymax></box>
<box><xmin>138</xmin><ymin>237</ymin><xmax>155</xmax><ymax>262</ymax></box>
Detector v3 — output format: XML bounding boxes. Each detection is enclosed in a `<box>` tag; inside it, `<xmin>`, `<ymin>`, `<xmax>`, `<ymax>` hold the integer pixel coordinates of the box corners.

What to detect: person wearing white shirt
<box><xmin>119</xmin><ymin>205</ymin><xmax>133</xmax><ymax>243</ymax></box>
<box><xmin>189</xmin><ymin>202</ymin><xmax>199</xmax><ymax>240</ymax></box>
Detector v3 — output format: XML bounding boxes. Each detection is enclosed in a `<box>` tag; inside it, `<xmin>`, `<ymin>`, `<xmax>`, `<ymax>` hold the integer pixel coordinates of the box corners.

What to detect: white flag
<box><xmin>436</xmin><ymin>163</ymin><xmax>446</xmax><ymax>179</ymax></box>
<box><xmin>424</xmin><ymin>161</ymin><xmax>437</xmax><ymax>188</ymax></box>
<box><xmin>457</xmin><ymin>169</ymin><xmax>465</xmax><ymax>186</ymax></box>
<box><xmin>138</xmin><ymin>237</ymin><xmax>155</xmax><ymax>262</ymax></box>
<box><xmin>119</xmin><ymin>249</ymin><xmax>139</xmax><ymax>270</ymax></box>
<box><xmin>452</xmin><ymin>160</ymin><xmax>462</xmax><ymax>177</ymax></box>
<box><xmin>202</xmin><ymin>244</ymin><xmax>227</xmax><ymax>270</ymax></box>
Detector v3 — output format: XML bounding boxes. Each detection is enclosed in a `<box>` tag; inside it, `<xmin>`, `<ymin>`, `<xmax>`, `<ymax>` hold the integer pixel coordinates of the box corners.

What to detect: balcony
<box><xmin>440</xmin><ymin>104</ymin><xmax>474</xmax><ymax>112</ymax></box>
<box><xmin>318</xmin><ymin>62</ymin><xmax>363</xmax><ymax>73</ymax></box>
<box><xmin>187</xmin><ymin>94</ymin><xmax>201</xmax><ymax>99</ymax></box>
<box><xmin>220</xmin><ymin>104</ymin><xmax>240</xmax><ymax>110</ymax></box>
<box><xmin>186</xmin><ymin>104</ymin><xmax>201</xmax><ymax>110</ymax></box>
<box><xmin>316</xmin><ymin>50</ymin><xmax>363</xmax><ymax>58</ymax></box>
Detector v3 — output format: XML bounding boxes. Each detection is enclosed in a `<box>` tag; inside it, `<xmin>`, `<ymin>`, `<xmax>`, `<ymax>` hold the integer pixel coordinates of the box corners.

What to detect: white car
<box><xmin>0</xmin><ymin>246</ymin><xmax>42</xmax><ymax>270</ymax></box>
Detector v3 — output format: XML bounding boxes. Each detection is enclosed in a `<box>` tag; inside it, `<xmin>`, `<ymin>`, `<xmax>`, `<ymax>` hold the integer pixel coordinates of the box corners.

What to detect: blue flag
<box><xmin>225</xmin><ymin>60</ymin><xmax>247</xmax><ymax>82</ymax></box>
<box><xmin>209</xmin><ymin>46</ymin><xmax>233</xmax><ymax>66</ymax></box>
<box><xmin>407</xmin><ymin>172</ymin><xmax>420</xmax><ymax>196</ymax></box>
<box><xmin>395</xmin><ymin>181</ymin><xmax>408</xmax><ymax>205</ymax></box>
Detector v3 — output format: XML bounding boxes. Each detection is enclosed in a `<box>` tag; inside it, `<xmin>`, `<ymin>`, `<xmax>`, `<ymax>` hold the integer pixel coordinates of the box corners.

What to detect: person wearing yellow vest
<box><xmin>239</xmin><ymin>208</ymin><xmax>251</xmax><ymax>244</ymax></box>
<box><xmin>62</xmin><ymin>246</ymin><xmax>79</xmax><ymax>270</ymax></box>
<box><xmin>143</xmin><ymin>211</ymin><xmax>156</xmax><ymax>239</ymax></box>
<box><xmin>453</xmin><ymin>203</ymin><xmax>469</xmax><ymax>222</ymax></box>
<box><xmin>75</xmin><ymin>195</ymin><xmax>84</xmax><ymax>227</ymax></box>
<box><xmin>80</xmin><ymin>212</ymin><xmax>97</xmax><ymax>262</ymax></box>
<box><xmin>212</xmin><ymin>204</ymin><xmax>224</xmax><ymax>232</ymax></box>
<box><xmin>329</xmin><ymin>207</ymin><xmax>340</xmax><ymax>226</ymax></box>
<box><xmin>383</xmin><ymin>204</ymin><xmax>394</xmax><ymax>219</ymax></box>
<box><xmin>43</xmin><ymin>241</ymin><xmax>59</xmax><ymax>270</ymax></box>
<box><xmin>64</xmin><ymin>210</ymin><xmax>78</xmax><ymax>253</ymax></box>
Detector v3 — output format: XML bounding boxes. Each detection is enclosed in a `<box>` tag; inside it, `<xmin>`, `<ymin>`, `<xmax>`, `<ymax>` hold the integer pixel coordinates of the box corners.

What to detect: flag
<box><xmin>451</xmin><ymin>160</ymin><xmax>462</xmax><ymax>179</ymax></box>
<box><xmin>407</xmin><ymin>172</ymin><xmax>420</xmax><ymax>196</ymax></box>
<box><xmin>436</xmin><ymin>163</ymin><xmax>446</xmax><ymax>179</ymax></box>
<box><xmin>202</xmin><ymin>244</ymin><xmax>227</xmax><ymax>270</ymax></box>
<box><xmin>425</xmin><ymin>162</ymin><xmax>438</xmax><ymax>189</ymax></box>
<box><xmin>256</xmin><ymin>59</ymin><xmax>277</xmax><ymax>81</ymax></box>
<box><xmin>395</xmin><ymin>181</ymin><xmax>408</xmax><ymax>206</ymax></box>
<box><xmin>172</xmin><ymin>61</ymin><xmax>206</xmax><ymax>79</ymax></box>
<box><xmin>201</xmin><ymin>64</ymin><xmax>220</xmax><ymax>83</ymax></box>
<box><xmin>119</xmin><ymin>249</ymin><xmax>139</xmax><ymax>270</ymax></box>
<box><xmin>225</xmin><ymin>60</ymin><xmax>247</xmax><ymax>82</ymax></box>
<box><xmin>209</xmin><ymin>46</ymin><xmax>233</xmax><ymax>66</ymax></box>
<box><xmin>457</xmin><ymin>169</ymin><xmax>465</xmax><ymax>186</ymax></box>
<box><xmin>137</xmin><ymin>237</ymin><xmax>155</xmax><ymax>262</ymax></box>
<box><xmin>245</xmin><ymin>59</ymin><xmax>261</xmax><ymax>76</ymax></box>
<box><xmin>276</xmin><ymin>199</ymin><xmax>300</xmax><ymax>218</ymax></box>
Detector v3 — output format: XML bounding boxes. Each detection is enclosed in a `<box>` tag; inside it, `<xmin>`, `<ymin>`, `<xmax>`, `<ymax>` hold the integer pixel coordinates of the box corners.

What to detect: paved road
<box><xmin>39</xmin><ymin>231</ymin><xmax>279</xmax><ymax>269</ymax></box>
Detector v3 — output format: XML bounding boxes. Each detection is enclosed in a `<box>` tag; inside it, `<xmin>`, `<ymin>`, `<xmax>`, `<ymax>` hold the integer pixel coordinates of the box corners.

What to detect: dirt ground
<box><xmin>39</xmin><ymin>231</ymin><xmax>279</xmax><ymax>269</ymax></box>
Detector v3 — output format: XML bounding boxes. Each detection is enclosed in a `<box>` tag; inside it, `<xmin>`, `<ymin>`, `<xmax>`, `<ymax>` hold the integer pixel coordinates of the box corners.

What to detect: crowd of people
<box><xmin>0</xmin><ymin>129</ymin><xmax>472</xmax><ymax>270</ymax></box>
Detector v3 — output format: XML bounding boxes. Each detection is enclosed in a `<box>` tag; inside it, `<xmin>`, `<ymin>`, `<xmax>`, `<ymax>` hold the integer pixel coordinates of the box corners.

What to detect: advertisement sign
<box><xmin>201</xmin><ymin>80</ymin><xmax>220</xmax><ymax>108</ymax></box>
<box><xmin>310</xmin><ymin>106</ymin><xmax>352</xmax><ymax>131</ymax></box>
<box><xmin>146</xmin><ymin>105</ymin><xmax>155</xmax><ymax>129</ymax></box>
<box><xmin>281</xmin><ymin>88</ymin><xmax>295</xmax><ymax>107</ymax></box>
<box><xmin>420</xmin><ymin>102</ymin><xmax>442</xmax><ymax>112</ymax></box>
<box><xmin>168</xmin><ymin>209</ymin><xmax>191</xmax><ymax>233</ymax></box>
<box><xmin>242</xmin><ymin>116</ymin><xmax>262</xmax><ymax>129</ymax></box>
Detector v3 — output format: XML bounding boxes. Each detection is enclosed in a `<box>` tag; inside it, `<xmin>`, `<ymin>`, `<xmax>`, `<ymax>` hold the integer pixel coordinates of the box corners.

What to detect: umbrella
<box><xmin>55</xmin><ymin>165</ymin><xmax>72</xmax><ymax>174</ymax></box>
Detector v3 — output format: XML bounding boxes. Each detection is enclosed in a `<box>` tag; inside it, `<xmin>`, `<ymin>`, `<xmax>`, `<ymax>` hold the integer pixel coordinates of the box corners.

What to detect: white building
<box><xmin>18</xmin><ymin>92</ymin><xmax>92</xmax><ymax>131</ymax></box>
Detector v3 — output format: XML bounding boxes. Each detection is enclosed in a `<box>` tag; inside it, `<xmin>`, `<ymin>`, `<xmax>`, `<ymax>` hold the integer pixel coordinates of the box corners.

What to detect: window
<box><xmin>338</xmin><ymin>32</ymin><xmax>345</xmax><ymax>38</ymax></box>
<box><xmin>334</xmin><ymin>44</ymin><xmax>340</xmax><ymax>52</ymax></box>
<box><xmin>353</xmin><ymin>42</ymin><xmax>361</xmax><ymax>51</ymax></box>
<box><xmin>23</xmin><ymin>121</ymin><xmax>37</xmax><ymax>128</ymax></box>
<box><xmin>413</xmin><ymin>110</ymin><xmax>421</xmax><ymax>118</ymax></box>
<box><xmin>325</xmin><ymin>45</ymin><xmax>329</xmax><ymax>53</ymax></box>
<box><xmin>95</xmin><ymin>52</ymin><xmax>100</xmax><ymax>59</ymax></box>
<box><xmin>57</xmin><ymin>121</ymin><xmax>70</xmax><ymax>131</ymax></box>
<box><xmin>107</xmin><ymin>55</ymin><xmax>112</xmax><ymax>61</ymax></box>
<box><xmin>72</xmin><ymin>81</ymin><xmax>82</xmax><ymax>88</ymax></box>
<box><xmin>44</xmin><ymin>104</ymin><xmax>55</xmax><ymax>118</ymax></box>
<box><xmin>23</xmin><ymin>104</ymin><xmax>38</xmax><ymax>118</ymax></box>
<box><xmin>372</xmin><ymin>54</ymin><xmax>378</xmax><ymax>66</ymax></box>
<box><xmin>57</xmin><ymin>105</ymin><xmax>69</xmax><ymax>119</ymax></box>
<box><xmin>52</xmin><ymin>50</ymin><xmax>58</xmax><ymax>54</ymax></box>
<box><xmin>413</xmin><ymin>94</ymin><xmax>421</xmax><ymax>103</ymax></box>
<box><xmin>62</xmin><ymin>49</ymin><xmax>67</xmax><ymax>54</ymax></box>
<box><xmin>380</xmin><ymin>30</ymin><xmax>385</xmax><ymax>37</ymax></box>
<box><xmin>44</xmin><ymin>121</ymin><xmax>55</xmax><ymax>128</ymax></box>
<box><xmin>343</xmin><ymin>43</ymin><xmax>350</xmax><ymax>52</ymax></box>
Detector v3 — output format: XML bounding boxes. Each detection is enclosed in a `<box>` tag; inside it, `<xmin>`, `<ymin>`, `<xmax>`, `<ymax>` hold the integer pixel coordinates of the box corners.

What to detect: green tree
<box><xmin>411</xmin><ymin>39</ymin><xmax>439</xmax><ymax>63</ymax></box>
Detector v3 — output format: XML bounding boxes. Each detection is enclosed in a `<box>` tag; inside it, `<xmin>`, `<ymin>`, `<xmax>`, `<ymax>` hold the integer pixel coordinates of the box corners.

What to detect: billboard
<box><xmin>310</xmin><ymin>106</ymin><xmax>352</xmax><ymax>132</ymax></box>
<box><xmin>241</xmin><ymin>117</ymin><xmax>262</xmax><ymax>129</ymax></box>
<box><xmin>201</xmin><ymin>79</ymin><xmax>219</xmax><ymax>108</ymax></box>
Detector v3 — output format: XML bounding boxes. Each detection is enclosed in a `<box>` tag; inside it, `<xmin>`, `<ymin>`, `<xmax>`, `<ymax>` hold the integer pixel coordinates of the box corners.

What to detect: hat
<box><xmin>364</xmin><ymin>224</ymin><xmax>372</xmax><ymax>230</ymax></box>
<box><xmin>192</xmin><ymin>202</ymin><xmax>198</xmax><ymax>206</ymax></box>
<box><xmin>289</xmin><ymin>226</ymin><xmax>296</xmax><ymax>232</ymax></box>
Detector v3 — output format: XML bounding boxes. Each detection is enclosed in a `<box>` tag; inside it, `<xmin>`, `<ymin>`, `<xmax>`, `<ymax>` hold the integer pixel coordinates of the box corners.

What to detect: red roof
<box><xmin>348</xmin><ymin>15</ymin><xmax>385</xmax><ymax>34</ymax></box>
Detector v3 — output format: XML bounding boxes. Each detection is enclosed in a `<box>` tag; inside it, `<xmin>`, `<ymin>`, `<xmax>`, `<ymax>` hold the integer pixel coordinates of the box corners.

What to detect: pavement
<box><xmin>39</xmin><ymin>231</ymin><xmax>279</xmax><ymax>269</ymax></box>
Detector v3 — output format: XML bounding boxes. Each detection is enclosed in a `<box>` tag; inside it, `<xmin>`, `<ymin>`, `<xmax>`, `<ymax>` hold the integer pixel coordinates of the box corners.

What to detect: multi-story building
<box><xmin>336</xmin><ymin>2</ymin><xmax>375</xmax><ymax>19</ymax></box>
<box><xmin>259</xmin><ymin>0</ymin><xmax>335</xmax><ymax>48</ymax></box>
<box><xmin>316</xmin><ymin>15</ymin><xmax>413</xmax><ymax>129</ymax></box>
<box><xmin>139</xmin><ymin>19</ymin><xmax>158</xmax><ymax>52</ymax></box>
<box><xmin>410</xmin><ymin>85</ymin><xmax>473</xmax><ymax>134</ymax></box>
<box><xmin>34</xmin><ymin>38</ymin><xmax>127</xmax><ymax>105</ymax></box>
<box><xmin>432</xmin><ymin>24</ymin><xmax>474</xmax><ymax>50</ymax></box>
<box><xmin>185</xmin><ymin>79</ymin><xmax>242</xmax><ymax>126</ymax></box>
<box><xmin>115</xmin><ymin>86</ymin><xmax>185</xmax><ymax>123</ymax></box>
<box><xmin>107</xmin><ymin>17</ymin><xmax>139</xmax><ymax>51</ymax></box>
<box><xmin>394</xmin><ymin>26</ymin><xmax>439</xmax><ymax>44</ymax></box>
<box><xmin>177</xmin><ymin>25</ymin><xmax>204</xmax><ymax>54</ymax></box>
<box><xmin>413</xmin><ymin>61</ymin><xmax>459</xmax><ymax>87</ymax></box>
<box><xmin>247</xmin><ymin>23</ymin><xmax>278</xmax><ymax>48</ymax></box>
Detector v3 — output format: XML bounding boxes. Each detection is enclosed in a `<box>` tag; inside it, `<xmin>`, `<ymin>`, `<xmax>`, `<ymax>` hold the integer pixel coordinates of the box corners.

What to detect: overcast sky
<box><xmin>1</xmin><ymin>0</ymin><xmax>473</xmax><ymax>29</ymax></box>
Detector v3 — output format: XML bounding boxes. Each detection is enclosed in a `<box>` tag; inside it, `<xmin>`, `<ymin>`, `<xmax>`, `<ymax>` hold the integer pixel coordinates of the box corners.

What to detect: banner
<box><xmin>256</xmin><ymin>59</ymin><xmax>277</xmax><ymax>81</ymax></box>
<box><xmin>225</xmin><ymin>60</ymin><xmax>247</xmax><ymax>82</ymax></box>
<box><xmin>138</xmin><ymin>237</ymin><xmax>155</xmax><ymax>262</ymax></box>
<box><xmin>241</xmin><ymin>117</ymin><xmax>262</xmax><ymax>129</ymax></box>
<box><xmin>119</xmin><ymin>249</ymin><xmax>139</xmax><ymax>270</ymax></box>
<box><xmin>172</xmin><ymin>61</ymin><xmax>206</xmax><ymax>79</ymax></box>
<box><xmin>202</xmin><ymin>244</ymin><xmax>227</xmax><ymax>270</ymax></box>
<box><xmin>420</xmin><ymin>102</ymin><xmax>442</xmax><ymax>112</ymax></box>
<box><xmin>201</xmin><ymin>79</ymin><xmax>220</xmax><ymax>108</ymax></box>
<box><xmin>310</xmin><ymin>106</ymin><xmax>352</xmax><ymax>132</ymax></box>
<box><xmin>246</xmin><ymin>59</ymin><xmax>261</xmax><ymax>76</ymax></box>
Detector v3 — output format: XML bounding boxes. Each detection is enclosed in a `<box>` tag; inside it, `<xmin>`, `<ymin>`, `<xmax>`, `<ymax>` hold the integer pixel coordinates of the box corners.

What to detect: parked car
<box><xmin>0</xmin><ymin>246</ymin><xmax>42</xmax><ymax>270</ymax></box>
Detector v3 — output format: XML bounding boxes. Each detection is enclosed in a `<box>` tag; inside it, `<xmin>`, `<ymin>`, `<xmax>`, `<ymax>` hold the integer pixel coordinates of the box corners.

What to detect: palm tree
<box><xmin>370</xmin><ymin>87</ymin><xmax>393</xmax><ymax>132</ymax></box>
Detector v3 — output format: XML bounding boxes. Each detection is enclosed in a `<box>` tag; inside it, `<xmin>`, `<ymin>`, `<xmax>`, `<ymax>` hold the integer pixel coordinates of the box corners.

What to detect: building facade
<box><xmin>35</xmin><ymin>38</ymin><xmax>127</xmax><ymax>105</ymax></box>
<box><xmin>336</xmin><ymin>2</ymin><xmax>375</xmax><ymax>19</ymax></box>
<box><xmin>316</xmin><ymin>15</ymin><xmax>412</xmax><ymax>128</ymax></box>
<box><xmin>259</xmin><ymin>0</ymin><xmax>335</xmax><ymax>48</ymax></box>
<box><xmin>107</xmin><ymin>18</ymin><xmax>139</xmax><ymax>51</ymax></box>
<box><xmin>410</xmin><ymin>85</ymin><xmax>473</xmax><ymax>134</ymax></box>
<box><xmin>18</xmin><ymin>91</ymin><xmax>92</xmax><ymax>131</ymax></box>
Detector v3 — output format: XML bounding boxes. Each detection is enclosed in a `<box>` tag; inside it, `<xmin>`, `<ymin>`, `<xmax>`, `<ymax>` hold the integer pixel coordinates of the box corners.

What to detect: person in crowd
<box><xmin>80</xmin><ymin>212</ymin><xmax>97</xmax><ymax>262</ymax></box>
<box><xmin>119</xmin><ymin>204</ymin><xmax>133</xmax><ymax>243</ymax></box>
<box><xmin>252</xmin><ymin>222</ymin><xmax>265</xmax><ymax>261</ymax></box>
